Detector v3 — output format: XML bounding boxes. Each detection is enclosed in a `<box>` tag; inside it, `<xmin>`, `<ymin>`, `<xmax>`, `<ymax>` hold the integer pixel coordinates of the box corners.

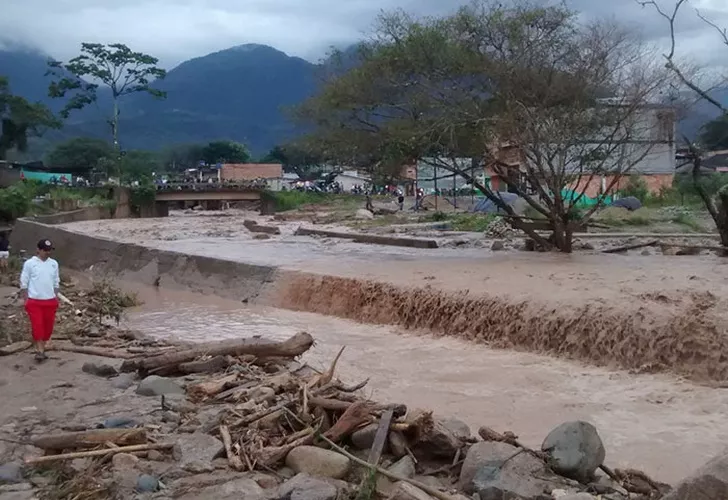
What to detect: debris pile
<box><xmin>0</xmin><ymin>266</ymin><xmax>140</xmax><ymax>349</ymax></box>
<box><xmin>9</xmin><ymin>327</ymin><xmax>680</xmax><ymax>500</ymax></box>
<box><xmin>484</xmin><ymin>218</ymin><xmax>516</xmax><ymax>239</ymax></box>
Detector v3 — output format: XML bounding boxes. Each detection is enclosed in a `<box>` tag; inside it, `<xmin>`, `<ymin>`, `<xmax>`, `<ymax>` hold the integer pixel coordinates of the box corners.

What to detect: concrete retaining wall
<box><xmin>29</xmin><ymin>207</ymin><xmax>113</xmax><ymax>225</ymax></box>
<box><xmin>10</xmin><ymin>218</ymin><xmax>278</xmax><ymax>301</ymax></box>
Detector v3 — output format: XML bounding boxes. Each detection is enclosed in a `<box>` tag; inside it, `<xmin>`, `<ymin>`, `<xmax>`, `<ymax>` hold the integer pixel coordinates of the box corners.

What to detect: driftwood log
<box><xmin>25</xmin><ymin>443</ymin><xmax>173</xmax><ymax>465</ymax></box>
<box><xmin>32</xmin><ymin>428</ymin><xmax>147</xmax><ymax>451</ymax></box>
<box><xmin>119</xmin><ymin>332</ymin><xmax>314</xmax><ymax>374</ymax></box>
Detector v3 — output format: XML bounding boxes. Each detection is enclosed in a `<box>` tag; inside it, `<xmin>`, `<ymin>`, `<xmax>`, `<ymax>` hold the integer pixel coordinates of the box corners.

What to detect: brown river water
<box><xmin>121</xmin><ymin>282</ymin><xmax>728</xmax><ymax>484</ymax></box>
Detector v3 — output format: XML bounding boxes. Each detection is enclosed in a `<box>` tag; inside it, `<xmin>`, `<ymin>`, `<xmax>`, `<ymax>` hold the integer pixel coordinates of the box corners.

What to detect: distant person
<box><xmin>398</xmin><ymin>193</ymin><xmax>405</xmax><ymax>211</ymax></box>
<box><xmin>20</xmin><ymin>239</ymin><xmax>60</xmax><ymax>362</ymax></box>
<box><xmin>0</xmin><ymin>232</ymin><xmax>9</xmax><ymax>270</ymax></box>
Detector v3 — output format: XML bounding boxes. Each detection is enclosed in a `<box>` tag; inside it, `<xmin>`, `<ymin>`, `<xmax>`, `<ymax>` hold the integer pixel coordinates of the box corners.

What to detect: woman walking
<box><xmin>20</xmin><ymin>239</ymin><xmax>60</xmax><ymax>362</ymax></box>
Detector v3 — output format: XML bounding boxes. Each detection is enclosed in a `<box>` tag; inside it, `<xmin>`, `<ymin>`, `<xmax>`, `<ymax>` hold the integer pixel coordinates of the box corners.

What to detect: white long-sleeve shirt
<box><xmin>20</xmin><ymin>256</ymin><xmax>60</xmax><ymax>300</ymax></box>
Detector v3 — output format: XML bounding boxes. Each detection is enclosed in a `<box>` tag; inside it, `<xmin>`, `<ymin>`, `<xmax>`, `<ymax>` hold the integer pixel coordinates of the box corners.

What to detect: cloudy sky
<box><xmin>1</xmin><ymin>0</ymin><xmax>727</xmax><ymax>68</ymax></box>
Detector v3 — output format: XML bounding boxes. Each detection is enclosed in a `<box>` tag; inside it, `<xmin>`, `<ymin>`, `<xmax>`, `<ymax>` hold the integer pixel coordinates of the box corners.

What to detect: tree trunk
<box><xmin>717</xmin><ymin>187</ymin><xmax>728</xmax><ymax>249</ymax></box>
<box><xmin>119</xmin><ymin>332</ymin><xmax>314</xmax><ymax>374</ymax></box>
<box><xmin>31</xmin><ymin>428</ymin><xmax>147</xmax><ymax>451</ymax></box>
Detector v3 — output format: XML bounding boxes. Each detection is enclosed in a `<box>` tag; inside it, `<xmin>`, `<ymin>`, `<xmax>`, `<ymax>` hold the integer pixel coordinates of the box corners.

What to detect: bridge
<box><xmin>153</xmin><ymin>183</ymin><xmax>274</xmax><ymax>214</ymax></box>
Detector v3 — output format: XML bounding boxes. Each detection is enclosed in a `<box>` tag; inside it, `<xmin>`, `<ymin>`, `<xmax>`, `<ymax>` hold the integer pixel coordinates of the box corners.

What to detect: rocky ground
<box><xmin>0</xmin><ymin>275</ymin><xmax>726</xmax><ymax>499</ymax></box>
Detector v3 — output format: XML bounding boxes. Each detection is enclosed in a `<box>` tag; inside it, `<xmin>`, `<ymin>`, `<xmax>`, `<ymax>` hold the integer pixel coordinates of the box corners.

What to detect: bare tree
<box><xmin>638</xmin><ymin>0</ymin><xmax>728</xmax><ymax>246</ymax></box>
<box><xmin>296</xmin><ymin>1</ymin><xmax>668</xmax><ymax>252</ymax></box>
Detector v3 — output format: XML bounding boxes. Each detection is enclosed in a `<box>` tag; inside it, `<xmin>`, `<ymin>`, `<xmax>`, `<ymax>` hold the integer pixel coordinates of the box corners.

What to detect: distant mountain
<box><xmin>2</xmin><ymin>41</ymin><xmax>727</xmax><ymax>157</ymax></box>
<box><xmin>1</xmin><ymin>43</ymin><xmax>320</xmax><ymax>156</ymax></box>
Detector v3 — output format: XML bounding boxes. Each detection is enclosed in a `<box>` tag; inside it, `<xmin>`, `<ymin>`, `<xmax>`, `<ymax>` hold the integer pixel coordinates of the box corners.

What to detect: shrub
<box><xmin>0</xmin><ymin>185</ymin><xmax>32</xmax><ymax>221</ymax></box>
<box><xmin>618</xmin><ymin>175</ymin><xmax>649</xmax><ymax>202</ymax></box>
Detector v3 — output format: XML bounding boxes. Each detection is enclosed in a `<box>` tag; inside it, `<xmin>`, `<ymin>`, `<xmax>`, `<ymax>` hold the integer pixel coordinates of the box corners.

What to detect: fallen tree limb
<box><xmin>180</xmin><ymin>355</ymin><xmax>229</xmax><ymax>374</ymax></box>
<box><xmin>50</xmin><ymin>343</ymin><xmax>135</xmax><ymax>359</ymax></box>
<box><xmin>188</xmin><ymin>374</ymin><xmax>239</xmax><ymax>401</ymax></box>
<box><xmin>32</xmin><ymin>429</ymin><xmax>147</xmax><ymax>451</ymax></box>
<box><xmin>24</xmin><ymin>443</ymin><xmax>173</xmax><ymax>465</ymax></box>
<box><xmin>367</xmin><ymin>409</ymin><xmax>394</xmax><ymax>465</ymax></box>
<box><xmin>120</xmin><ymin>332</ymin><xmax>314</xmax><ymax>373</ymax></box>
<box><xmin>220</xmin><ymin>425</ymin><xmax>244</xmax><ymax>471</ymax></box>
<box><xmin>602</xmin><ymin>240</ymin><xmax>658</xmax><ymax>254</ymax></box>
<box><xmin>658</xmin><ymin>242</ymin><xmax>728</xmax><ymax>254</ymax></box>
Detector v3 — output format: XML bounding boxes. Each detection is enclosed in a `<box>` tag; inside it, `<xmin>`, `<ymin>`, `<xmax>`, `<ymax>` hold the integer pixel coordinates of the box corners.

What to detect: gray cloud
<box><xmin>1</xmin><ymin>0</ymin><xmax>727</xmax><ymax>68</ymax></box>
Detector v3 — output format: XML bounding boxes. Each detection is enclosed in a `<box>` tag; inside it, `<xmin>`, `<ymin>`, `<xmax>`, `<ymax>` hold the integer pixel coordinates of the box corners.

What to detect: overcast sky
<box><xmin>1</xmin><ymin>0</ymin><xmax>727</xmax><ymax>68</ymax></box>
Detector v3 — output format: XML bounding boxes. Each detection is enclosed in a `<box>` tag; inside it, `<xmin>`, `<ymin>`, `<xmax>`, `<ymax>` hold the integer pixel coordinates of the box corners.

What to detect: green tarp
<box><xmin>20</xmin><ymin>169</ymin><xmax>73</xmax><ymax>183</ymax></box>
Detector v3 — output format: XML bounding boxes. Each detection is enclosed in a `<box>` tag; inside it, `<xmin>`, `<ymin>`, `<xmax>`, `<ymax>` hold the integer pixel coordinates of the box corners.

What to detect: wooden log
<box><xmin>187</xmin><ymin>374</ymin><xmax>239</xmax><ymax>400</ymax></box>
<box><xmin>120</xmin><ymin>332</ymin><xmax>314</xmax><ymax>373</ymax></box>
<box><xmin>367</xmin><ymin>409</ymin><xmax>394</xmax><ymax>465</ymax></box>
<box><xmin>179</xmin><ymin>355</ymin><xmax>229</xmax><ymax>374</ymax></box>
<box><xmin>602</xmin><ymin>240</ymin><xmax>658</xmax><ymax>254</ymax></box>
<box><xmin>32</xmin><ymin>428</ymin><xmax>147</xmax><ymax>451</ymax></box>
<box><xmin>24</xmin><ymin>443</ymin><xmax>173</xmax><ymax>465</ymax></box>
<box><xmin>0</xmin><ymin>341</ymin><xmax>32</xmax><ymax>356</ymax></box>
<box><xmin>220</xmin><ymin>425</ymin><xmax>244</xmax><ymax>471</ymax></box>
<box><xmin>51</xmin><ymin>343</ymin><xmax>135</xmax><ymax>359</ymax></box>
<box><xmin>323</xmin><ymin>401</ymin><xmax>374</xmax><ymax>442</ymax></box>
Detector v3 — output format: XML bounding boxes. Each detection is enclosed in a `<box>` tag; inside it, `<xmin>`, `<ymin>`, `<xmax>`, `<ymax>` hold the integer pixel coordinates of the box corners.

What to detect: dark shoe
<box><xmin>34</xmin><ymin>352</ymin><xmax>44</xmax><ymax>362</ymax></box>
<box><xmin>40</xmin><ymin>352</ymin><xmax>48</xmax><ymax>360</ymax></box>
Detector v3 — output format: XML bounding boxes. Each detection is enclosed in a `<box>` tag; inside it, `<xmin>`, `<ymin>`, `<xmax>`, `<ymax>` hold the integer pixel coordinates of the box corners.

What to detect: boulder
<box><xmin>136</xmin><ymin>474</ymin><xmax>159</xmax><ymax>493</ymax></box>
<box><xmin>175</xmin><ymin>432</ymin><xmax>224</xmax><ymax>472</ymax></box>
<box><xmin>389</xmin><ymin>482</ymin><xmax>436</xmax><ymax>500</ymax></box>
<box><xmin>662</xmin><ymin>449</ymin><xmax>728</xmax><ymax>500</ymax></box>
<box><xmin>101</xmin><ymin>416</ymin><xmax>138</xmax><ymax>429</ymax></box>
<box><xmin>389</xmin><ymin>431</ymin><xmax>408</xmax><ymax>458</ymax></box>
<box><xmin>440</xmin><ymin>417</ymin><xmax>471</xmax><ymax>440</ymax></box>
<box><xmin>82</xmin><ymin>362</ymin><xmax>118</xmax><ymax>378</ymax></box>
<box><xmin>541</xmin><ymin>421</ymin><xmax>605</xmax><ymax>482</ymax></box>
<box><xmin>136</xmin><ymin>375</ymin><xmax>184</xmax><ymax>397</ymax></box>
<box><xmin>111</xmin><ymin>373</ymin><xmax>136</xmax><ymax>390</ymax></box>
<box><xmin>350</xmin><ymin>423</ymin><xmax>378</xmax><ymax>450</ymax></box>
<box><xmin>111</xmin><ymin>453</ymin><xmax>139</xmax><ymax>472</ymax></box>
<box><xmin>460</xmin><ymin>441</ymin><xmax>565</xmax><ymax>499</ymax></box>
<box><xmin>490</xmin><ymin>241</ymin><xmax>505</xmax><ymax>251</ymax></box>
<box><xmin>253</xmin><ymin>233</ymin><xmax>271</xmax><ymax>240</ymax></box>
<box><xmin>285</xmin><ymin>446</ymin><xmax>350</xmax><ymax>480</ymax></box>
<box><xmin>177</xmin><ymin>477</ymin><xmax>264</xmax><ymax>500</ymax></box>
<box><xmin>277</xmin><ymin>473</ymin><xmax>338</xmax><ymax>500</ymax></box>
<box><xmin>355</xmin><ymin>209</ymin><xmax>375</xmax><ymax>220</ymax></box>
<box><xmin>377</xmin><ymin>456</ymin><xmax>416</xmax><ymax>494</ymax></box>
<box><xmin>412</xmin><ymin>416</ymin><xmax>462</xmax><ymax>458</ymax></box>
<box><xmin>0</xmin><ymin>463</ymin><xmax>22</xmax><ymax>484</ymax></box>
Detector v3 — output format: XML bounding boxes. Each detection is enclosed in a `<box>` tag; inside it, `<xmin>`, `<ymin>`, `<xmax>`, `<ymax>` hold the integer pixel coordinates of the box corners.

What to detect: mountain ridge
<box><xmin>1</xmin><ymin>42</ymin><xmax>727</xmax><ymax>157</ymax></box>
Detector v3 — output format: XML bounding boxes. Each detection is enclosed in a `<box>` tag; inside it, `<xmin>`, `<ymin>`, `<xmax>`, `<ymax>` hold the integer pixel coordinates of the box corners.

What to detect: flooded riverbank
<box><xmin>121</xmin><ymin>283</ymin><xmax>728</xmax><ymax>484</ymax></box>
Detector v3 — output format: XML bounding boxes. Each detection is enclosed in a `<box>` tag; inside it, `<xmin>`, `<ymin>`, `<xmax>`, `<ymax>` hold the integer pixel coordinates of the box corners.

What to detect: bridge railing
<box><xmin>155</xmin><ymin>180</ymin><xmax>268</xmax><ymax>192</ymax></box>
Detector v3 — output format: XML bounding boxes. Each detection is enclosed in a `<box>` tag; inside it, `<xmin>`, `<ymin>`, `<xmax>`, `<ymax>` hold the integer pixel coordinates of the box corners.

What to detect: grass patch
<box><xmin>421</xmin><ymin>212</ymin><xmax>496</xmax><ymax>231</ymax></box>
<box><xmin>670</xmin><ymin>211</ymin><xmax>704</xmax><ymax>232</ymax></box>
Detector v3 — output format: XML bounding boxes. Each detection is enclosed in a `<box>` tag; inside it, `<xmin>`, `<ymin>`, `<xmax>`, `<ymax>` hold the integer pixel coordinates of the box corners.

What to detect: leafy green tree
<box><xmin>201</xmin><ymin>140</ymin><xmax>250</xmax><ymax>165</ymax></box>
<box><xmin>47</xmin><ymin>43</ymin><xmax>166</xmax><ymax>150</ymax></box>
<box><xmin>0</xmin><ymin>76</ymin><xmax>59</xmax><ymax>160</ymax></box>
<box><xmin>46</xmin><ymin>137</ymin><xmax>114</xmax><ymax>169</ymax></box>
<box><xmin>160</xmin><ymin>143</ymin><xmax>205</xmax><ymax>171</ymax></box>
<box><xmin>119</xmin><ymin>150</ymin><xmax>160</xmax><ymax>183</ymax></box>
<box><xmin>295</xmin><ymin>3</ymin><xmax>663</xmax><ymax>252</ymax></box>
<box><xmin>700</xmin><ymin>115</ymin><xmax>728</xmax><ymax>151</ymax></box>
<box><xmin>261</xmin><ymin>143</ymin><xmax>325</xmax><ymax>180</ymax></box>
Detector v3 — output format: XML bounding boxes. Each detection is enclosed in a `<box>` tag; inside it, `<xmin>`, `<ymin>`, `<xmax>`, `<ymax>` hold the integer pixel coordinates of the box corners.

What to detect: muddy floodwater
<box><xmin>122</xmin><ymin>283</ymin><xmax>728</xmax><ymax>484</ymax></box>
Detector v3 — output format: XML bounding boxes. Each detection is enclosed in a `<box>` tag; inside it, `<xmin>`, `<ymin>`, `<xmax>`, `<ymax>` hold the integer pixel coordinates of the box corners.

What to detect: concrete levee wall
<box><xmin>10</xmin><ymin>218</ymin><xmax>278</xmax><ymax>301</ymax></box>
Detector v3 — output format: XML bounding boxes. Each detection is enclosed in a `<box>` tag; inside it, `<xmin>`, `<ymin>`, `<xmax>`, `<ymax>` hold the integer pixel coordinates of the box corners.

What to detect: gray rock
<box><xmin>412</xmin><ymin>415</ymin><xmax>462</xmax><ymax>458</ymax></box>
<box><xmin>389</xmin><ymin>482</ymin><xmax>436</xmax><ymax>500</ymax></box>
<box><xmin>557</xmin><ymin>494</ymin><xmax>598</xmax><ymax>500</ymax></box>
<box><xmin>82</xmin><ymin>362</ymin><xmax>118</xmax><ymax>378</ymax></box>
<box><xmin>440</xmin><ymin>417</ymin><xmax>471</xmax><ymax>440</ymax></box>
<box><xmin>389</xmin><ymin>431</ymin><xmax>408</xmax><ymax>458</ymax></box>
<box><xmin>490</xmin><ymin>241</ymin><xmax>505</xmax><ymax>251</ymax></box>
<box><xmin>136</xmin><ymin>474</ymin><xmax>159</xmax><ymax>493</ymax></box>
<box><xmin>460</xmin><ymin>441</ymin><xmax>560</xmax><ymax>499</ymax></box>
<box><xmin>175</xmin><ymin>432</ymin><xmax>224</xmax><ymax>471</ymax></box>
<box><xmin>136</xmin><ymin>375</ymin><xmax>184</xmax><ymax>397</ymax></box>
<box><xmin>285</xmin><ymin>446</ymin><xmax>350</xmax><ymax>479</ymax></box>
<box><xmin>662</xmin><ymin>448</ymin><xmax>728</xmax><ymax>500</ymax></box>
<box><xmin>355</xmin><ymin>209</ymin><xmax>375</xmax><ymax>220</ymax></box>
<box><xmin>377</xmin><ymin>456</ymin><xmax>417</xmax><ymax>494</ymax></box>
<box><xmin>111</xmin><ymin>453</ymin><xmax>139</xmax><ymax>472</ymax></box>
<box><xmin>177</xmin><ymin>478</ymin><xmax>264</xmax><ymax>500</ymax></box>
<box><xmin>111</xmin><ymin>373</ymin><xmax>136</xmax><ymax>390</ymax></box>
<box><xmin>0</xmin><ymin>464</ymin><xmax>22</xmax><ymax>484</ymax></box>
<box><xmin>162</xmin><ymin>411</ymin><xmax>181</xmax><ymax>424</ymax></box>
<box><xmin>278</xmin><ymin>473</ymin><xmax>338</xmax><ymax>500</ymax></box>
<box><xmin>541</xmin><ymin>421</ymin><xmax>605</xmax><ymax>482</ymax></box>
<box><xmin>350</xmin><ymin>423</ymin><xmax>378</xmax><ymax>450</ymax></box>
<box><xmin>0</xmin><ymin>488</ymin><xmax>36</xmax><ymax>500</ymax></box>
<box><xmin>101</xmin><ymin>416</ymin><xmax>138</xmax><ymax>429</ymax></box>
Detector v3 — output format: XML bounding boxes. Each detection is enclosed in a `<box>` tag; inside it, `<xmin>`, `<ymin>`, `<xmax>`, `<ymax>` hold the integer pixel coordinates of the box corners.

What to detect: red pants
<box><xmin>25</xmin><ymin>298</ymin><xmax>59</xmax><ymax>342</ymax></box>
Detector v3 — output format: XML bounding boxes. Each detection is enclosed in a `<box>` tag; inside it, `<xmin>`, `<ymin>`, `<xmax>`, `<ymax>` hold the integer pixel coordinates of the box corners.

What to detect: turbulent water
<box><xmin>122</xmin><ymin>283</ymin><xmax>728</xmax><ymax>484</ymax></box>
